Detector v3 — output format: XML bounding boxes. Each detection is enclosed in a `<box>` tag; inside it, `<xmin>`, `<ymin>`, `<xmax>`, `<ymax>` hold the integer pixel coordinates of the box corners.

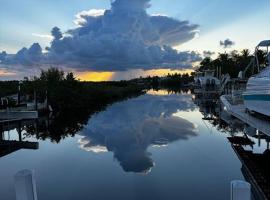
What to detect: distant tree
<box><xmin>198</xmin><ymin>49</ymin><xmax>256</xmax><ymax>78</ymax></box>
<box><xmin>237</xmin><ymin>49</ymin><xmax>252</xmax><ymax>72</ymax></box>
<box><xmin>66</xmin><ymin>72</ymin><xmax>76</xmax><ymax>82</ymax></box>
<box><xmin>199</xmin><ymin>57</ymin><xmax>212</xmax><ymax>71</ymax></box>
<box><xmin>40</xmin><ymin>67</ymin><xmax>64</xmax><ymax>83</ymax></box>
<box><xmin>241</xmin><ymin>49</ymin><xmax>250</xmax><ymax>58</ymax></box>
<box><xmin>256</xmin><ymin>49</ymin><xmax>268</xmax><ymax>66</ymax></box>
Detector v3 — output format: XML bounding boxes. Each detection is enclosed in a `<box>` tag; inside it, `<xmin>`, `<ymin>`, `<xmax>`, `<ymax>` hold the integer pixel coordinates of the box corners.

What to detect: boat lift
<box><xmin>241</xmin><ymin>40</ymin><xmax>270</xmax><ymax>79</ymax></box>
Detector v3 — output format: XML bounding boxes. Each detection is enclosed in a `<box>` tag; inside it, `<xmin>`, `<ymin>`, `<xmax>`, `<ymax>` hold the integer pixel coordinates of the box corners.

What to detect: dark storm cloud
<box><xmin>203</xmin><ymin>50</ymin><xmax>215</xmax><ymax>57</ymax></box>
<box><xmin>220</xmin><ymin>39</ymin><xmax>235</xmax><ymax>48</ymax></box>
<box><xmin>0</xmin><ymin>51</ymin><xmax>7</xmax><ymax>62</ymax></box>
<box><xmin>0</xmin><ymin>0</ymin><xmax>201</xmax><ymax>72</ymax></box>
<box><xmin>3</xmin><ymin>43</ymin><xmax>43</xmax><ymax>66</ymax></box>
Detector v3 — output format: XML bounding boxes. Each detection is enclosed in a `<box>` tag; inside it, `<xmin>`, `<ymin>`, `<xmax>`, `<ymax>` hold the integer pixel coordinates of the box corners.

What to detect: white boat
<box><xmin>243</xmin><ymin>40</ymin><xmax>270</xmax><ymax>117</ymax></box>
<box><xmin>194</xmin><ymin>70</ymin><xmax>221</xmax><ymax>93</ymax></box>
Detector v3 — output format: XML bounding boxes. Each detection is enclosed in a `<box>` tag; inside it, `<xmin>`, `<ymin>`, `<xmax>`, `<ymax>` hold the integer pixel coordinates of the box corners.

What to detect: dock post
<box><xmin>231</xmin><ymin>180</ymin><xmax>251</xmax><ymax>200</ymax></box>
<box><xmin>18</xmin><ymin>121</ymin><xmax>22</xmax><ymax>141</ymax></box>
<box><xmin>34</xmin><ymin>91</ymin><xmax>38</xmax><ymax>111</ymax></box>
<box><xmin>0</xmin><ymin>124</ymin><xmax>3</xmax><ymax>140</ymax></box>
<box><xmin>14</xmin><ymin>170</ymin><xmax>38</xmax><ymax>200</ymax></box>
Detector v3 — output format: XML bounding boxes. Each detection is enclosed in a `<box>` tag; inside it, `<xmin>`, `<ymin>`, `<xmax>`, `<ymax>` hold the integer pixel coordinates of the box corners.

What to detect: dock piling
<box><xmin>14</xmin><ymin>169</ymin><xmax>38</xmax><ymax>200</ymax></box>
<box><xmin>231</xmin><ymin>180</ymin><xmax>251</xmax><ymax>200</ymax></box>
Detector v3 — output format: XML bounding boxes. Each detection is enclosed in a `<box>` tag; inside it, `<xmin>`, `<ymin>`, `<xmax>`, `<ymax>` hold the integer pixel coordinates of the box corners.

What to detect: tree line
<box><xmin>0</xmin><ymin>68</ymin><xmax>145</xmax><ymax>112</ymax></box>
<box><xmin>198</xmin><ymin>49</ymin><xmax>268</xmax><ymax>78</ymax></box>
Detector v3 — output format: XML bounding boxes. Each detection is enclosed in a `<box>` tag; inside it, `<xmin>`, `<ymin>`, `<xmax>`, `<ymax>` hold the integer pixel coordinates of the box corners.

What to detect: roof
<box><xmin>257</xmin><ymin>40</ymin><xmax>270</xmax><ymax>47</ymax></box>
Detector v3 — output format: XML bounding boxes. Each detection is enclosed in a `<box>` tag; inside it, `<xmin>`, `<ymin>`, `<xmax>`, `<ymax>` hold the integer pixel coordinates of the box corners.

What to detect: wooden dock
<box><xmin>231</xmin><ymin>144</ymin><xmax>270</xmax><ymax>200</ymax></box>
<box><xmin>0</xmin><ymin>120</ymin><xmax>39</xmax><ymax>157</ymax></box>
<box><xmin>0</xmin><ymin>111</ymin><xmax>38</xmax><ymax>120</ymax></box>
<box><xmin>0</xmin><ymin>119</ymin><xmax>38</xmax><ymax>134</ymax></box>
<box><xmin>0</xmin><ymin>140</ymin><xmax>39</xmax><ymax>158</ymax></box>
<box><xmin>194</xmin><ymin>89</ymin><xmax>221</xmax><ymax>94</ymax></box>
<box><xmin>221</xmin><ymin>96</ymin><xmax>270</xmax><ymax>137</ymax></box>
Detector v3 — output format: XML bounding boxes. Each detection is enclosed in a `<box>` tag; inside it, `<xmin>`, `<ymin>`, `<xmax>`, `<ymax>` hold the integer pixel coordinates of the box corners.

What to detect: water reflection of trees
<box><xmin>150</xmin><ymin>87</ymin><xmax>191</xmax><ymax>95</ymax></box>
<box><xmin>24</xmin><ymin>96</ymin><xmax>142</xmax><ymax>143</ymax></box>
<box><xmin>2</xmin><ymin>89</ymin><xmax>196</xmax><ymax>172</ymax></box>
<box><xmin>3</xmin><ymin>88</ymin><xmax>193</xmax><ymax>145</ymax></box>
<box><xmin>193</xmin><ymin>95</ymin><xmax>247</xmax><ymax>134</ymax></box>
<box><xmin>0</xmin><ymin>120</ymin><xmax>39</xmax><ymax>158</ymax></box>
<box><xmin>10</xmin><ymin>88</ymin><xmax>198</xmax><ymax>173</ymax></box>
<box><xmin>24</xmin><ymin>110</ymin><xmax>91</xmax><ymax>143</ymax></box>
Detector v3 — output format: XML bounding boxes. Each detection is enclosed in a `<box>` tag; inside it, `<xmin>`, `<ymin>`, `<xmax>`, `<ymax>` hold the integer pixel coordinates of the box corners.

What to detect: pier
<box><xmin>221</xmin><ymin>96</ymin><xmax>270</xmax><ymax>137</ymax></box>
<box><xmin>0</xmin><ymin>119</ymin><xmax>39</xmax><ymax>158</ymax></box>
<box><xmin>230</xmin><ymin>144</ymin><xmax>270</xmax><ymax>200</ymax></box>
<box><xmin>0</xmin><ymin>111</ymin><xmax>38</xmax><ymax>120</ymax></box>
<box><xmin>0</xmin><ymin>140</ymin><xmax>39</xmax><ymax>158</ymax></box>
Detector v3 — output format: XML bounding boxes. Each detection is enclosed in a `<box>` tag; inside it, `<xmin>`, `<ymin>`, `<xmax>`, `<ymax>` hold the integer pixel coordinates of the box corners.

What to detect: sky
<box><xmin>0</xmin><ymin>0</ymin><xmax>270</xmax><ymax>81</ymax></box>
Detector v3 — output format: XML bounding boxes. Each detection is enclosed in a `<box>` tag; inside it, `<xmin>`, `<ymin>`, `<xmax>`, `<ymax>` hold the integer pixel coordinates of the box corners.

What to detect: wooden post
<box><xmin>34</xmin><ymin>119</ymin><xmax>38</xmax><ymax>136</ymax></box>
<box><xmin>18</xmin><ymin>83</ymin><xmax>21</xmax><ymax>106</ymax></box>
<box><xmin>34</xmin><ymin>91</ymin><xmax>38</xmax><ymax>111</ymax></box>
<box><xmin>258</xmin><ymin>130</ymin><xmax>261</xmax><ymax>147</ymax></box>
<box><xmin>45</xmin><ymin>90</ymin><xmax>48</xmax><ymax>110</ymax></box>
<box><xmin>14</xmin><ymin>170</ymin><xmax>38</xmax><ymax>200</ymax></box>
<box><xmin>18</xmin><ymin>121</ymin><xmax>22</xmax><ymax>142</ymax></box>
<box><xmin>0</xmin><ymin>124</ymin><xmax>3</xmax><ymax>141</ymax></box>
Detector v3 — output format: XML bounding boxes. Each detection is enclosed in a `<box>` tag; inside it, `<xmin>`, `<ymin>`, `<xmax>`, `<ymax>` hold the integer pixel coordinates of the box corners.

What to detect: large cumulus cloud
<box><xmin>1</xmin><ymin>0</ymin><xmax>201</xmax><ymax>71</ymax></box>
<box><xmin>1</xmin><ymin>43</ymin><xmax>43</xmax><ymax>66</ymax></box>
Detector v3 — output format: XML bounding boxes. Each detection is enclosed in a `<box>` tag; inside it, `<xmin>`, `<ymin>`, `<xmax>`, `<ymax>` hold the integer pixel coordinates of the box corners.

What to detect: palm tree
<box><xmin>237</xmin><ymin>49</ymin><xmax>252</xmax><ymax>71</ymax></box>
<box><xmin>199</xmin><ymin>57</ymin><xmax>212</xmax><ymax>71</ymax></box>
<box><xmin>241</xmin><ymin>49</ymin><xmax>250</xmax><ymax>58</ymax></box>
<box><xmin>256</xmin><ymin>49</ymin><xmax>267</xmax><ymax>67</ymax></box>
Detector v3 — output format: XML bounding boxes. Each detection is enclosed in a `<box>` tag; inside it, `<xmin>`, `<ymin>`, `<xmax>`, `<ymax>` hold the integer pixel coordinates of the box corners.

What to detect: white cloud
<box><xmin>151</xmin><ymin>13</ymin><xmax>168</xmax><ymax>17</ymax></box>
<box><xmin>1</xmin><ymin>0</ymin><xmax>201</xmax><ymax>72</ymax></box>
<box><xmin>32</xmin><ymin>33</ymin><xmax>53</xmax><ymax>40</ymax></box>
<box><xmin>74</xmin><ymin>9</ymin><xmax>106</xmax><ymax>26</ymax></box>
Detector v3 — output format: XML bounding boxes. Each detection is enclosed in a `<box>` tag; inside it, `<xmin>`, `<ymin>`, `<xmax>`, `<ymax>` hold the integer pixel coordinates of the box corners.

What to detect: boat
<box><xmin>194</xmin><ymin>70</ymin><xmax>221</xmax><ymax>91</ymax></box>
<box><xmin>243</xmin><ymin>40</ymin><xmax>270</xmax><ymax>117</ymax></box>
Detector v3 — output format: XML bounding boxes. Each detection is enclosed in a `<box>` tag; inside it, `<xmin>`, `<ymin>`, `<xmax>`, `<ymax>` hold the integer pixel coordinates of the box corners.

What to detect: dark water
<box><xmin>0</xmin><ymin>90</ymin><xmax>268</xmax><ymax>200</ymax></box>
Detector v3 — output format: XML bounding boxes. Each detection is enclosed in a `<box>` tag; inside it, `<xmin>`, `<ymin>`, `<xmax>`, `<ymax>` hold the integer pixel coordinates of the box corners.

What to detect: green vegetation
<box><xmin>1</xmin><ymin>68</ymin><xmax>146</xmax><ymax>142</ymax></box>
<box><xmin>156</xmin><ymin>73</ymin><xmax>194</xmax><ymax>88</ymax></box>
<box><xmin>131</xmin><ymin>73</ymin><xmax>194</xmax><ymax>91</ymax></box>
<box><xmin>0</xmin><ymin>68</ymin><xmax>145</xmax><ymax>112</ymax></box>
<box><xmin>198</xmin><ymin>49</ymin><xmax>268</xmax><ymax>78</ymax></box>
<box><xmin>0</xmin><ymin>81</ymin><xmax>19</xmax><ymax>97</ymax></box>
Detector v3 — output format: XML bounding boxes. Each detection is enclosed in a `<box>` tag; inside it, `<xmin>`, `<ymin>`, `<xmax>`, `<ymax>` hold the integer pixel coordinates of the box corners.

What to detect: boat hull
<box><xmin>243</xmin><ymin>94</ymin><xmax>270</xmax><ymax>117</ymax></box>
<box><xmin>243</xmin><ymin>70</ymin><xmax>270</xmax><ymax>117</ymax></box>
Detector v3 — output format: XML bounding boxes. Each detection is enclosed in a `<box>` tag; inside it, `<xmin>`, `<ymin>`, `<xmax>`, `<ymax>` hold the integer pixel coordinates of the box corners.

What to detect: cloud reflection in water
<box><xmin>79</xmin><ymin>93</ymin><xmax>198</xmax><ymax>174</ymax></box>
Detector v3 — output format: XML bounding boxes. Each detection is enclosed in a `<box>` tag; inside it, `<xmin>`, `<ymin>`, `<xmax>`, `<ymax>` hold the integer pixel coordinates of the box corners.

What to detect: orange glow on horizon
<box><xmin>75</xmin><ymin>69</ymin><xmax>194</xmax><ymax>82</ymax></box>
<box><xmin>0</xmin><ymin>69</ymin><xmax>16</xmax><ymax>76</ymax></box>
<box><xmin>142</xmin><ymin>69</ymin><xmax>194</xmax><ymax>77</ymax></box>
<box><xmin>76</xmin><ymin>71</ymin><xmax>115</xmax><ymax>82</ymax></box>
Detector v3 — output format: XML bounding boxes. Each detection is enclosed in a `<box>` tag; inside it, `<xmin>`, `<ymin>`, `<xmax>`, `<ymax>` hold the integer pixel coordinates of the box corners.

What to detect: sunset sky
<box><xmin>0</xmin><ymin>0</ymin><xmax>269</xmax><ymax>81</ymax></box>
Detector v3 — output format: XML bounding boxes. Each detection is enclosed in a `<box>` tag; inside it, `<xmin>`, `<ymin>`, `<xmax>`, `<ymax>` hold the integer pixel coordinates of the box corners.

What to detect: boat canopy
<box><xmin>257</xmin><ymin>40</ymin><xmax>270</xmax><ymax>47</ymax></box>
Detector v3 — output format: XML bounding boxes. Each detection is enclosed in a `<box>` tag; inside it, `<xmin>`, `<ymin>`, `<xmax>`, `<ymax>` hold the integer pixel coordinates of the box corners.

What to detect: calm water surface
<box><xmin>1</xmin><ymin>90</ymin><xmax>261</xmax><ymax>200</ymax></box>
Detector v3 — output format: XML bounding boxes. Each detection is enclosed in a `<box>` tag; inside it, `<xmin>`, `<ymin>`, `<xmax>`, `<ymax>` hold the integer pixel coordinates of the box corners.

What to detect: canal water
<box><xmin>0</xmin><ymin>90</ymin><xmax>267</xmax><ymax>200</ymax></box>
